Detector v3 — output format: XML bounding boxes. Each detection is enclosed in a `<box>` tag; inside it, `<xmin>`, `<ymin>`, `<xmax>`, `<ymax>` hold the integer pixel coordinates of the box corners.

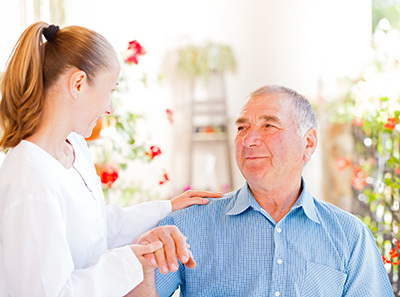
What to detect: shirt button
<box><xmin>276</xmin><ymin>228</ymin><xmax>282</xmax><ymax>233</ymax></box>
<box><xmin>275</xmin><ymin>292</ymin><xmax>280</xmax><ymax>296</ymax></box>
<box><xmin>277</xmin><ymin>259</ymin><xmax>283</xmax><ymax>264</ymax></box>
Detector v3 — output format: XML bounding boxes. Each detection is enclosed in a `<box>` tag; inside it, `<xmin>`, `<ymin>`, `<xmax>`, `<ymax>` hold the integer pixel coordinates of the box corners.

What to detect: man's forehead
<box><xmin>235</xmin><ymin>93</ymin><xmax>292</xmax><ymax>123</ymax></box>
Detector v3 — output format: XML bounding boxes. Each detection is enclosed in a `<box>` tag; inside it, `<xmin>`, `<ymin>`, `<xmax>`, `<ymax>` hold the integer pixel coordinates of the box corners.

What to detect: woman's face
<box><xmin>74</xmin><ymin>63</ymin><xmax>120</xmax><ymax>138</ymax></box>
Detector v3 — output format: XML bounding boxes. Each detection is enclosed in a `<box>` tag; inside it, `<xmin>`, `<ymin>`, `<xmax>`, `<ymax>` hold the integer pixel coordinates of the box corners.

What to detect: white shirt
<box><xmin>0</xmin><ymin>133</ymin><xmax>171</xmax><ymax>296</ymax></box>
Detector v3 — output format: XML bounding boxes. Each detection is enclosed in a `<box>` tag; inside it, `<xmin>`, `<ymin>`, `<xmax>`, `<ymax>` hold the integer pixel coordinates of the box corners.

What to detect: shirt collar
<box><xmin>226</xmin><ymin>183</ymin><xmax>253</xmax><ymax>215</ymax></box>
<box><xmin>292</xmin><ymin>179</ymin><xmax>320</xmax><ymax>224</ymax></box>
<box><xmin>226</xmin><ymin>178</ymin><xmax>320</xmax><ymax>224</ymax></box>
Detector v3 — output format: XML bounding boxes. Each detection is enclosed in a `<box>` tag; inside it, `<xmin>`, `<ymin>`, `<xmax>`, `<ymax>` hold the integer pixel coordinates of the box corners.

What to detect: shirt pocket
<box><xmin>301</xmin><ymin>262</ymin><xmax>347</xmax><ymax>297</ymax></box>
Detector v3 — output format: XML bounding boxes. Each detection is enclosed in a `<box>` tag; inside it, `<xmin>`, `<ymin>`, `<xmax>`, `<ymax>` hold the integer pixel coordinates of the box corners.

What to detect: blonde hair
<box><xmin>0</xmin><ymin>21</ymin><xmax>116</xmax><ymax>149</ymax></box>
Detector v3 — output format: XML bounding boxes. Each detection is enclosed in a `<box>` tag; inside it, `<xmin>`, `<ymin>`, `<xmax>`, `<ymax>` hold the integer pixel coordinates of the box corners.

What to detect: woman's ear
<box><xmin>69</xmin><ymin>70</ymin><xmax>87</xmax><ymax>100</ymax></box>
<box><xmin>303</xmin><ymin>128</ymin><xmax>318</xmax><ymax>162</ymax></box>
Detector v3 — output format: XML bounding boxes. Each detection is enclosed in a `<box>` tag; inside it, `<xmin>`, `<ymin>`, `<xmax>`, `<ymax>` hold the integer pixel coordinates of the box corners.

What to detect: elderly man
<box><xmin>133</xmin><ymin>85</ymin><xmax>393</xmax><ymax>296</ymax></box>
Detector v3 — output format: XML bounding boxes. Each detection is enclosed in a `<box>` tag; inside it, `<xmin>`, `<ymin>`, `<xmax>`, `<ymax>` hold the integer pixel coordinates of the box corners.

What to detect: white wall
<box><xmin>0</xmin><ymin>0</ymin><xmax>372</xmax><ymax>201</ymax></box>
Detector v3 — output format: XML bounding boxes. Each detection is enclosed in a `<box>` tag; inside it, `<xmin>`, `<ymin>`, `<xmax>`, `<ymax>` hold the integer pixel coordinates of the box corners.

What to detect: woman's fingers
<box><xmin>171</xmin><ymin>190</ymin><xmax>223</xmax><ymax>211</ymax></box>
<box><xmin>185</xmin><ymin>190</ymin><xmax>223</xmax><ymax>198</ymax></box>
<box><xmin>132</xmin><ymin>241</ymin><xmax>163</xmax><ymax>255</ymax></box>
<box><xmin>131</xmin><ymin>241</ymin><xmax>163</xmax><ymax>269</ymax></box>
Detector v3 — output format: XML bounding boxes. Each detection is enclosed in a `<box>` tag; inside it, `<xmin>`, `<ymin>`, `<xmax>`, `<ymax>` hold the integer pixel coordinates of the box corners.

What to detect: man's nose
<box><xmin>242</xmin><ymin>128</ymin><xmax>261</xmax><ymax>147</ymax></box>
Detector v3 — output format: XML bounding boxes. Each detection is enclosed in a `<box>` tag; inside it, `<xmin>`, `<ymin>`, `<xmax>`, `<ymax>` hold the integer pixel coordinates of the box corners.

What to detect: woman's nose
<box><xmin>106</xmin><ymin>101</ymin><xmax>114</xmax><ymax>115</ymax></box>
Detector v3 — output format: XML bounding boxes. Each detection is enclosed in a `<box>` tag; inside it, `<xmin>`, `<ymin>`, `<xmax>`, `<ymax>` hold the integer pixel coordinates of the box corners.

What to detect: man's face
<box><xmin>234</xmin><ymin>93</ymin><xmax>306</xmax><ymax>190</ymax></box>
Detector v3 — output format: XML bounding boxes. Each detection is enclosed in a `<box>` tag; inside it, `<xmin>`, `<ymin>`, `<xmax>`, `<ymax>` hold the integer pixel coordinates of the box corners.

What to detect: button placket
<box><xmin>272</xmin><ymin>224</ymin><xmax>284</xmax><ymax>297</ymax></box>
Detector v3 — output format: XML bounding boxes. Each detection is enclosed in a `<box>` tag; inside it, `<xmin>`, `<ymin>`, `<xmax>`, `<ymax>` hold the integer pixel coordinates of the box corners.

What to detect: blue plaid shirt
<box><xmin>156</xmin><ymin>181</ymin><xmax>394</xmax><ymax>296</ymax></box>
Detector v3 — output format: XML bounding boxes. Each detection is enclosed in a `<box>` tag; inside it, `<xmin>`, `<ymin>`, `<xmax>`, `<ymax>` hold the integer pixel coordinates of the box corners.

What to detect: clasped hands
<box><xmin>131</xmin><ymin>225</ymin><xmax>195</xmax><ymax>274</ymax></box>
<box><xmin>130</xmin><ymin>190</ymin><xmax>221</xmax><ymax>274</ymax></box>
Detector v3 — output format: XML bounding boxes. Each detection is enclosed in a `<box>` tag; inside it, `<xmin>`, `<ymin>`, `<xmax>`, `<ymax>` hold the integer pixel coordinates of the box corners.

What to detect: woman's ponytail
<box><xmin>0</xmin><ymin>22</ymin><xmax>48</xmax><ymax>150</ymax></box>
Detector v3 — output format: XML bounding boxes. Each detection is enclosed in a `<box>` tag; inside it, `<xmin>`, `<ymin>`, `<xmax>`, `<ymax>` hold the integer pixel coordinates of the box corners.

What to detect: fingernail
<box><xmin>171</xmin><ymin>264</ymin><xmax>178</xmax><ymax>271</ymax></box>
<box><xmin>181</xmin><ymin>255</ymin><xmax>189</xmax><ymax>263</ymax></box>
<box><xmin>161</xmin><ymin>266</ymin><xmax>168</xmax><ymax>274</ymax></box>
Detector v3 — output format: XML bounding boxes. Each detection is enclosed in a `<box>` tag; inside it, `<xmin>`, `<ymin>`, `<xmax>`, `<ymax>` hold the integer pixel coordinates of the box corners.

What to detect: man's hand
<box><xmin>133</xmin><ymin>225</ymin><xmax>196</xmax><ymax>274</ymax></box>
<box><xmin>171</xmin><ymin>190</ymin><xmax>222</xmax><ymax>212</ymax></box>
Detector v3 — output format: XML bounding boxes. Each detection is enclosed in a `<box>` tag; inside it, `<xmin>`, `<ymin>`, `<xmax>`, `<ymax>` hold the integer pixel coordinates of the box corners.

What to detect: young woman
<box><xmin>0</xmin><ymin>22</ymin><xmax>220</xmax><ymax>296</ymax></box>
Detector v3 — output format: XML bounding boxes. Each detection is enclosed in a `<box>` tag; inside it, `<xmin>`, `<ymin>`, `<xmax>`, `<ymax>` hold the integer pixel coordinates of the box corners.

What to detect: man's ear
<box><xmin>69</xmin><ymin>70</ymin><xmax>87</xmax><ymax>100</ymax></box>
<box><xmin>303</xmin><ymin>128</ymin><xmax>317</xmax><ymax>162</ymax></box>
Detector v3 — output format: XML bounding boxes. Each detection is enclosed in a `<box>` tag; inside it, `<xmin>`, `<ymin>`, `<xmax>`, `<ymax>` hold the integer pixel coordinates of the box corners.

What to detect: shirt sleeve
<box><xmin>155</xmin><ymin>214</ymin><xmax>184</xmax><ymax>297</ymax></box>
<box><xmin>343</xmin><ymin>223</ymin><xmax>394</xmax><ymax>296</ymax></box>
<box><xmin>106</xmin><ymin>200</ymin><xmax>172</xmax><ymax>249</ymax></box>
<box><xmin>2</xmin><ymin>194</ymin><xmax>144</xmax><ymax>297</ymax></box>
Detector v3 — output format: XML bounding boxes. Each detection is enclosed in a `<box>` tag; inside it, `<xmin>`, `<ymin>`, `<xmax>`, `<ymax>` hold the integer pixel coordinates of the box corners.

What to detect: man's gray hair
<box><xmin>248</xmin><ymin>85</ymin><xmax>317</xmax><ymax>137</ymax></box>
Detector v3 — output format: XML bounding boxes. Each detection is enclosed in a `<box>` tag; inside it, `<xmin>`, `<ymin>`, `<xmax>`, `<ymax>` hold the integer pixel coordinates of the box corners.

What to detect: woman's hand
<box><xmin>130</xmin><ymin>241</ymin><xmax>163</xmax><ymax>271</ymax></box>
<box><xmin>171</xmin><ymin>190</ymin><xmax>222</xmax><ymax>212</ymax></box>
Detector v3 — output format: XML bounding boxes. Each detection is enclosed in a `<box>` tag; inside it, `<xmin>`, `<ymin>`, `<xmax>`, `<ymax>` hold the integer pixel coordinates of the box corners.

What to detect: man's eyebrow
<box><xmin>235</xmin><ymin>117</ymin><xmax>247</xmax><ymax>125</ymax></box>
<box><xmin>235</xmin><ymin>115</ymin><xmax>282</xmax><ymax>126</ymax></box>
<box><xmin>260</xmin><ymin>115</ymin><xmax>281</xmax><ymax>124</ymax></box>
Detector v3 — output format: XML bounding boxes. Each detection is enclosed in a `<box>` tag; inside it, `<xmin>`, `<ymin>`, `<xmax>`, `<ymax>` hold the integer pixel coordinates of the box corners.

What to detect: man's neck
<box><xmin>248</xmin><ymin>180</ymin><xmax>302</xmax><ymax>223</ymax></box>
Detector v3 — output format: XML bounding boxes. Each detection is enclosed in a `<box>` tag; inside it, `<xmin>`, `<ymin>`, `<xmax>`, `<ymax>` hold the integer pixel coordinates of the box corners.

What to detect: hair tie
<box><xmin>43</xmin><ymin>24</ymin><xmax>59</xmax><ymax>41</ymax></box>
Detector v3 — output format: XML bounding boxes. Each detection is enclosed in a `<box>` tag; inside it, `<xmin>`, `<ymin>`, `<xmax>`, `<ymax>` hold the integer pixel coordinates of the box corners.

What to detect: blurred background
<box><xmin>0</xmin><ymin>0</ymin><xmax>372</xmax><ymax>207</ymax></box>
<box><xmin>4</xmin><ymin>0</ymin><xmax>400</xmax><ymax>292</ymax></box>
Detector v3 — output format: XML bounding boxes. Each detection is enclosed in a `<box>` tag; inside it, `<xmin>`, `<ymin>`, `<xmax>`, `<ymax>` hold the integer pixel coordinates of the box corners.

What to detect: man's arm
<box><xmin>343</xmin><ymin>224</ymin><xmax>394</xmax><ymax>296</ymax></box>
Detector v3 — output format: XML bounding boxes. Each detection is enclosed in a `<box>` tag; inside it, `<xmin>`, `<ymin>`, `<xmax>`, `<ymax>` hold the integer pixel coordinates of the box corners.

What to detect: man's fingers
<box><xmin>154</xmin><ymin>247</ymin><xmax>169</xmax><ymax>274</ymax></box>
<box><xmin>169</xmin><ymin>229</ymin><xmax>191</xmax><ymax>265</ymax></box>
<box><xmin>159</xmin><ymin>227</ymin><xmax>183</xmax><ymax>272</ymax></box>
<box><xmin>144</xmin><ymin>253</ymin><xmax>157</xmax><ymax>267</ymax></box>
<box><xmin>183</xmin><ymin>250</ymin><xmax>196</xmax><ymax>269</ymax></box>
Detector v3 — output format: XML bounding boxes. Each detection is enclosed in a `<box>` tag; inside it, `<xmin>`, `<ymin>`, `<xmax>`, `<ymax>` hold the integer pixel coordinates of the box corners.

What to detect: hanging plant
<box><xmin>177</xmin><ymin>42</ymin><xmax>237</xmax><ymax>79</ymax></box>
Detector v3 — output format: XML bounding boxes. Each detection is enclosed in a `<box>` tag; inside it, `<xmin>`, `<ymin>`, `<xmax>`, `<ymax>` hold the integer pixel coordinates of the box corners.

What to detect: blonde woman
<box><xmin>0</xmin><ymin>22</ymin><xmax>220</xmax><ymax>296</ymax></box>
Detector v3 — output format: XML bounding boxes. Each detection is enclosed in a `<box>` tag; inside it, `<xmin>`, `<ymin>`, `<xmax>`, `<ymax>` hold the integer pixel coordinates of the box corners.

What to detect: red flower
<box><xmin>394</xmin><ymin>238</ymin><xmax>400</xmax><ymax>249</ymax></box>
<box><xmin>351</xmin><ymin>165</ymin><xmax>368</xmax><ymax>190</ymax></box>
<box><xmin>146</xmin><ymin>145</ymin><xmax>162</xmax><ymax>160</ymax></box>
<box><xmin>166</xmin><ymin>109</ymin><xmax>174</xmax><ymax>124</ymax></box>
<box><xmin>384</xmin><ymin>117</ymin><xmax>397</xmax><ymax>130</ymax></box>
<box><xmin>124</xmin><ymin>40</ymin><xmax>146</xmax><ymax>65</ymax></box>
<box><xmin>95</xmin><ymin>163</ymin><xmax>119</xmax><ymax>188</ymax></box>
<box><xmin>159</xmin><ymin>171</ymin><xmax>169</xmax><ymax>185</ymax></box>
<box><xmin>336</xmin><ymin>157</ymin><xmax>352</xmax><ymax>171</ymax></box>
<box><xmin>383</xmin><ymin>256</ymin><xmax>392</xmax><ymax>264</ymax></box>
<box><xmin>352</xmin><ymin>116</ymin><xmax>365</xmax><ymax>127</ymax></box>
<box><xmin>390</xmin><ymin>248</ymin><xmax>399</xmax><ymax>259</ymax></box>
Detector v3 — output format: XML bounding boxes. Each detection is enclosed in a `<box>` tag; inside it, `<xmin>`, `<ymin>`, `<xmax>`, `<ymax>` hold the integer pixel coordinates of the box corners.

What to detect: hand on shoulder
<box><xmin>171</xmin><ymin>190</ymin><xmax>222</xmax><ymax>212</ymax></box>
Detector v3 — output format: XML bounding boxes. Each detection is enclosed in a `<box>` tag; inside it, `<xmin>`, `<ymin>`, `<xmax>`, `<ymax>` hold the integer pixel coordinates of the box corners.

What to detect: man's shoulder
<box><xmin>159</xmin><ymin>188</ymin><xmax>240</xmax><ymax>226</ymax></box>
<box><xmin>313</xmin><ymin>198</ymin><xmax>369</xmax><ymax>234</ymax></box>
